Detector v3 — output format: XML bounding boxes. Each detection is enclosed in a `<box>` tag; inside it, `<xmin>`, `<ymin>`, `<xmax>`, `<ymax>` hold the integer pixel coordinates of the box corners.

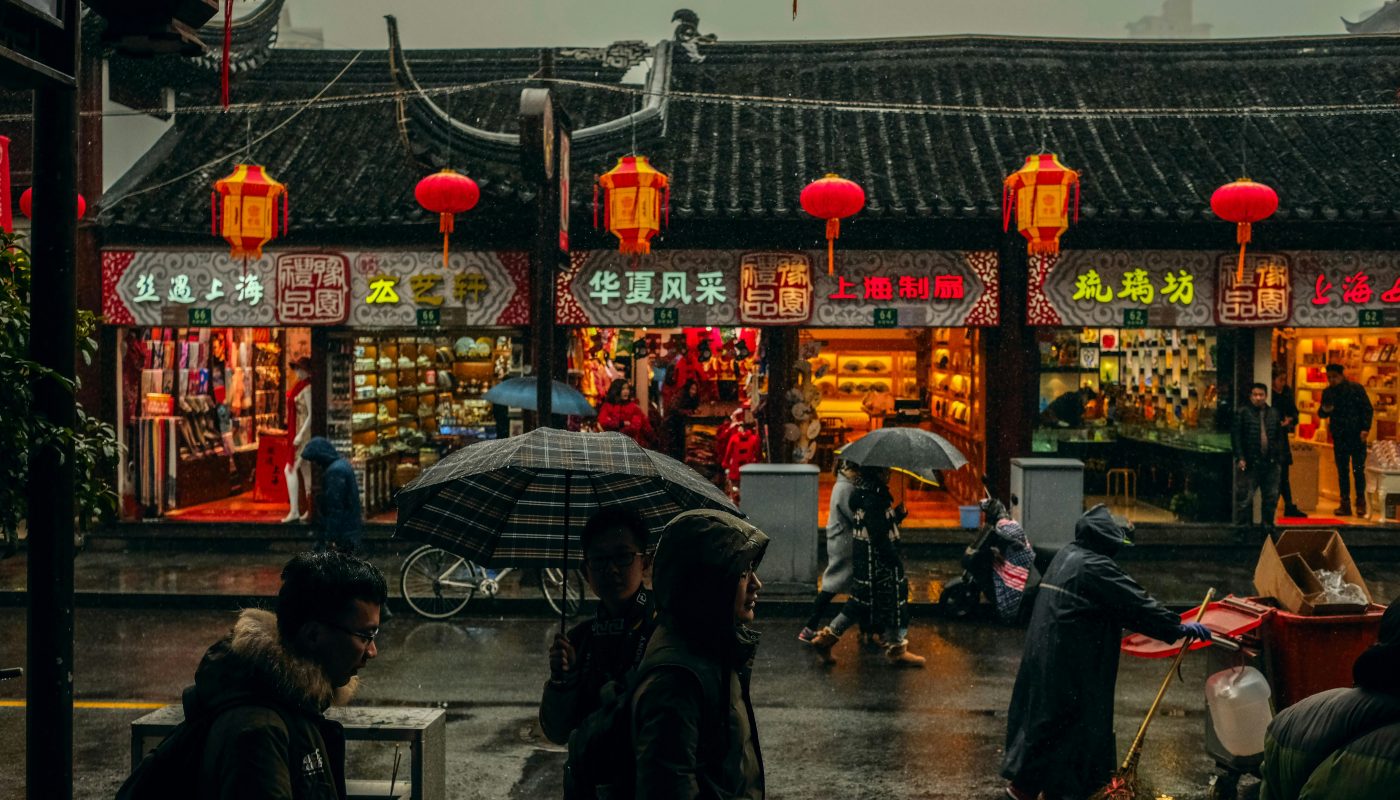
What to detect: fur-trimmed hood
<box><xmin>188</xmin><ymin>608</ymin><xmax>358</xmax><ymax>719</ymax></box>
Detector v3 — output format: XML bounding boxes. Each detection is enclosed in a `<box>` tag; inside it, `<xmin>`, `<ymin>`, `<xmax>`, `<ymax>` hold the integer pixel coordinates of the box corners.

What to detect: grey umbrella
<box><xmin>836</xmin><ymin>426</ymin><xmax>969</xmax><ymax>484</ymax></box>
<box><xmin>483</xmin><ymin>377</ymin><xmax>596</xmax><ymax>417</ymax></box>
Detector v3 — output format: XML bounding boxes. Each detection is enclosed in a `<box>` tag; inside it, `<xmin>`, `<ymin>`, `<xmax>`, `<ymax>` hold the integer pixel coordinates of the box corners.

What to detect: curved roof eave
<box><xmin>385</xmin><ymin>14</ymin><xmax>672</xmax><ymax>166</ymax></box>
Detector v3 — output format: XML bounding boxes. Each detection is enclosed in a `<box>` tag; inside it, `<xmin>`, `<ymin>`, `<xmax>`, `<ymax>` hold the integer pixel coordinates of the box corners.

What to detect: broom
<box><xmin>1089</xmin><ymin>587</ymin><xmax>1215</xmax><ymax>800</ymax></box>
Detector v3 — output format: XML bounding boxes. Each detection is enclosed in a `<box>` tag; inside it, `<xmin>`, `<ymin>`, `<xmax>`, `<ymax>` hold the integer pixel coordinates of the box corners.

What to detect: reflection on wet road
<box><xmin>0</xmin><ymin>607</ymin><xmax>1251</xmax><ymax>799</ymax></box>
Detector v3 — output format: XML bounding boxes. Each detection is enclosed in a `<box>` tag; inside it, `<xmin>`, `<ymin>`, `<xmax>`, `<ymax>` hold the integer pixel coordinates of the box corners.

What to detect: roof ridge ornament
<box><xmin>672</xmin><ymin>9</ymin><xmax>717</xmax><ymax>63</ymax></box>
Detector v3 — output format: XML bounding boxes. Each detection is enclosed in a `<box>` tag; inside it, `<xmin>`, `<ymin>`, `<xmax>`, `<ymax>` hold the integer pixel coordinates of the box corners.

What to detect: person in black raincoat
<box><xmin>1001</xmin><ymin>504</ymin><xmax>1211</xmax><ymax>800</ymax></box>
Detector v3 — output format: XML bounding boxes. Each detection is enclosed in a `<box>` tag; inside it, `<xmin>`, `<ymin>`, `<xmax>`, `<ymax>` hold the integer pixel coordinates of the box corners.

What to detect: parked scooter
<box><xmin>938</xmin><ymin>491</ymin><xmax>1055</xmax><ymax>622</ymax></box>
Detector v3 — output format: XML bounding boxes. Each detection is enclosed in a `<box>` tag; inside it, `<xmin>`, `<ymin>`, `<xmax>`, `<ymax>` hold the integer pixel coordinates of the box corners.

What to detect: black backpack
<box><xmin>563</xmin><ymin>661</ymin><xmax>724</xmax><ymax>800</ymax></box>
<box><xmin>116</xmin><ymin>689</ymin><xmax>285</xmax><ymax>800</ymax></box>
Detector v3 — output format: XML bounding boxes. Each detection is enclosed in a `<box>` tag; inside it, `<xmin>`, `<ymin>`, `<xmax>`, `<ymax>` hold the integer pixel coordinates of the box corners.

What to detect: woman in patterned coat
<box><xmin>810</xmin><ymin>466</ymin><xmax>925</xmax><ymax>666</ymax></box>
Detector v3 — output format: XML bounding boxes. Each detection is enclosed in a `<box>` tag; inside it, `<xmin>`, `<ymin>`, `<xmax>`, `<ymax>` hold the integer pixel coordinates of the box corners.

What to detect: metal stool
<box><xmin>1106</xmin><ymin>467</ymin><xmax>1137</xmax><ymax>506</ymax></box>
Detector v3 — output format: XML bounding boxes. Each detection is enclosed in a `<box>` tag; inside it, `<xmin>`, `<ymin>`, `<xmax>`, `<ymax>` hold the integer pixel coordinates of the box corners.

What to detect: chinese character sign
<box><xmin>276</xmin><ymin>253</ymin><xmax>350</xmax><ymax>324</ymax></box>
<box><xmin>1216</xmin><ymin>254</ymin><xmax>1291</xmax><ymax>326</ymax></box>
<box><xmin>741</xmin><ymin>253</ymin><xmax>812</xmax><ymax>324</ymax></box>
<box><xmin>1029</xmin><ymin>251</ymin><xmax>1218</xmax><ymax>326</ymax></box>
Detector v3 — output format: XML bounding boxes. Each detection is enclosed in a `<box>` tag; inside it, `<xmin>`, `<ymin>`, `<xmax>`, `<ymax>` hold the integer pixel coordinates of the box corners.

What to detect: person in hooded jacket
<box><xmin>302</xmin><ymin>437</ymin><xmax>363</xmax><ymax>553</ymax></box>
<box><xmin>191</xmin><ymin>550</ymin><xmax>386</xmax><ymax>799</ymax></box>
<box><xmin>1001</xmin><ymin>504</ymin><xmax>1211</xmax><ymax>800</ymax></box>
<box><xmin>632</xmin><ymin>509</ymin><xmax>768</xmax><ymax>800</ymax></box>
<box><xmin>1259</xmin><ymin>599</ymin><xmax>1400</xmax><ymax>800</ymax></box>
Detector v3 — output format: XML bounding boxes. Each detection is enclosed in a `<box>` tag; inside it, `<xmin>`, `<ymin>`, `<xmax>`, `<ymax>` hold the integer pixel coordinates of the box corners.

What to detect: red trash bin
<box><xmin>1262</xmin><ymin>605</ymin><xmax>1387</xmax><ymax>709</ymax></box>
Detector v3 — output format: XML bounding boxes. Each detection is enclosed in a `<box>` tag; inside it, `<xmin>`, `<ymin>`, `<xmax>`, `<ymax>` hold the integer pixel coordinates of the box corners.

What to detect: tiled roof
<box><xmin>101</xmin><ymin>31</ymin><xmax>1400</xmax><ymax>243</ymax></box>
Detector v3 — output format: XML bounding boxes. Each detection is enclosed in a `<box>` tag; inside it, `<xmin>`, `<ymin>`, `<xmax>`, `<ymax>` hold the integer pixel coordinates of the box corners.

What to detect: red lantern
<box><xmin>212</xmin><ymin>164</ymin><xmax>287</xmax><ymax>262</ymax></box>
<box><xmin>595</xmin><ymin>155</ymin><xmax>669</xmax><ymax>258</ymax></box>
<box><xmin>1003</xmin><ymin>154</ymin><xmax>1080</xmax><ymax>257</ymax></box>
<box><xmin>1210</xmin><ymin>178</ymin><xmax>1278</xmax><ymax>281</ymax></box>
<box><xmin>800</xmin><ymin>173</ymin><xmax>865</xmax><ymax>275</ymax></box>
<box><xmin>19</xmin><ymin>187</ymin><xmax>87</xmax><ymax>220</ymax></box>
<box><xmin>415</xmin><ymin>169</ymin><xmax>480</xmax><ymax>269</ymax></box>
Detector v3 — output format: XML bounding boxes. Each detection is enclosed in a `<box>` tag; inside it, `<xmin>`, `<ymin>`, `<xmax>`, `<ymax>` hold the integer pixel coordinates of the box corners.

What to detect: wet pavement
<box><xmin>0</xmin><ymin>607</ymin><xmax>1262</xmax><ymax>800</ymax></box>
<box><xmin>1</xmin><ymin>540</ymin><xmax>1396</xmax><ymax>611</ymax></box>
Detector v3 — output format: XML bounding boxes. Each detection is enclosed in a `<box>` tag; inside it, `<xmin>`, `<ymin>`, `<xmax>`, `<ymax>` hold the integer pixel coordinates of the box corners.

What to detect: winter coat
<box><xmin>819</xmin><ymin>472</ymin><xmax>856</xmax><ymax>595</ymax></box>
<box><xmin>302</xmin><ymin>437</ymin><xmax>362</xmax><ymax>546</ymax></box>
<box><xmin>1274</xmin><ymin>386</ymin><xmax>1299</xmax><ymax>466</ymax></box>
<box><xmin>1260</xmin><ymin>688</ymin><xmax>1400</xmax><ymax>800</ymax></box>
<box><xmin>846</xmin><ymin>478</ymin><xmax>910</xmax><ymax>636</ymax></box>
<box><xmin>1319</xmin><ymin>380</ymin><xmax>1373</xmax><ymax>441</ymax></box>
<box><xmin>191</xmin><ymin>608</ymin><xmax>356</xmax><ymax>800</ymax></box>
<box><xmin>634</xmin><ymin>510</ymin><xmax>769</xmax><ymax>800</ymax></box>
<box><xmin>598</xmin><ymin>400</ymin><xmax>654</xmax><ymax>447</ymax></box>
<box><xmin>722</xmin><ymin>428</ymin><xmax>761</xmax><ymax>482</ymax></box>
<box><xmin>1233</xmin><ymin>403</ymin><xmax>1288</xmax><ymax>467</ymax></box>
<box><xmin>538</xmin><ymin>588</ymin><xmax>657</xmax><ymax>745</ymax></box>
<box><xmin>1001</xmin><ymin>505</ymin><xmax>1183</xmax><ymax>799</ymax></box>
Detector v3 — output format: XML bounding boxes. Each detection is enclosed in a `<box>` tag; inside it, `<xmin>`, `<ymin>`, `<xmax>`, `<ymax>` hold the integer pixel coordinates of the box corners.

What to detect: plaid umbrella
<box><xmin>396</xmin><ymin>427</ymin><xmax>740</xmax><ymax>628</ymax></box>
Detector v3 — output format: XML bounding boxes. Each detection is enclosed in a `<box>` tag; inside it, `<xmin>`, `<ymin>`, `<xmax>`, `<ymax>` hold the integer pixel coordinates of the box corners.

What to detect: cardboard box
<box><xmin>1253</xmin><ymin>529</ymin><xmax>1373</xmax><ymax>615</ymax></box>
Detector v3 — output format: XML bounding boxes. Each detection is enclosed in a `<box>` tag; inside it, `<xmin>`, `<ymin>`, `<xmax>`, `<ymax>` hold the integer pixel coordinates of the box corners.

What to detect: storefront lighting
<box><xmin>1002</xmin><ymin>153</ymin><xmax>1080</xmax><ymax>259</ymax></box>
<box><xmin>1210</xmin><ymin>178</ymin><xmax>1279</xmax><ymax>283</ymax></box>
<box><xmin>800</xmin><ymin>173</ymin><xmax>866</xmax><ymax>275</ymax></box>
<box><xmin>414</xmin><ymin>168</ymin><xmax>481</xmax><ymax>270</ymax></box>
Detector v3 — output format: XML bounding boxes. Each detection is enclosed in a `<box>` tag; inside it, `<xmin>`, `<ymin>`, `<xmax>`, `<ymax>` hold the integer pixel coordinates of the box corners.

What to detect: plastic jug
<box><xmin>1205</xmin><ymin>666</ymin><xmax>1273</xmax><ymax>757</ymax></box>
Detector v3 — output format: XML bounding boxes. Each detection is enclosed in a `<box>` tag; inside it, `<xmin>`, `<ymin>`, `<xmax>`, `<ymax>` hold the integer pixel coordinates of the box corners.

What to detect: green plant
<box><xmin>0</xmin><ymin>230</ymin><xmax>118</xmax><ymax>542</ymax></box>
<box><xmin>1169</xmin><ymin>490</ymin><xmax>1200</xmax><ymax>522</ymax></box>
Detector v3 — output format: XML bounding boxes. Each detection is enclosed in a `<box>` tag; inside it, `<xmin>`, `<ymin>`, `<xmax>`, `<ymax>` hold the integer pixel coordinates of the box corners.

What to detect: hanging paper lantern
<box><xmin>211</xmin><ymin>164</ymin><xmax>287</xmax><ymax>261</ymax></box>
<box><xmin>415</xmin><ymin>169</ymin><xmax>480</xmax><ymax>269</ymax></box>
<box><xmin>1211</xmin><ymin>178</ymin><xmax>1278</xmax><ymax>282</ymax></box>
<box><xmin>594</xmin><ymin>155</ymin><xmax>669</xmax><ymax>257</ymax></box>
<box><xmin>1002</xmin><ymin>153</ymin><xmax>1081</xmax><ymax>257</ymax></box>
<box><xmin>800</xmin><ymin>173</ymin><xmax>865</xmax><ymax>275</ymax></box>
<box><xmin>19</xmin><ymin>187</ymin><xmax>87</xmax><ymax>219</ymax></box>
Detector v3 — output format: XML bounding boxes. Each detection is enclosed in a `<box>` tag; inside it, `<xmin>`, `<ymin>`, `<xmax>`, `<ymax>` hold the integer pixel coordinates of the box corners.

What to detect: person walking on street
<box><xmin>1319</xmin><ymin>364</ymin><xmax>1373</xmax><ymax>516</ymax></box>
<box><xmin>302</xmin><ymin>437</ymin><xmax>363</xmax><ymax>553</ymax></box>
<box><xmin>1001</xmin><ymin>504</ymin><xmax>1211</xmax><ymax>800</ymax></box>
<box><xmin>809</xmin><ymin>466</ymin><xmax>925</xmax><ymax>667</ymax></box>
<box><xmin>797</xmin><ymin>460</ymin><xmax>868</xmax><ymax>645</ymax></box>
<box><xmin>1232</xmin><ymin>382</ymin><xmax>1288</xmax><ymax>539</ymax></box>
<box><xmin>540</xmin><ymin>507</ymin><xmax>658</xmax><ymax>745</ymax></box>
<box><xmin>1259</xmin><ymin>599</ymin><xmax>1400</xmax><ymax>800</ymax></box>
<box><xmin>1272</xmin><ymin>370</ymin><xmax>1305</xmax><ymax>518</ymax></box>
<box><xmin>632</xmin><ymin>510</ymin><xmax>767</xmax><ymax>800</ymax></box>
<box><xmin>189</xmin><ymin>551</ymin><xmax>386</xmax><ymax>798</ymax></box>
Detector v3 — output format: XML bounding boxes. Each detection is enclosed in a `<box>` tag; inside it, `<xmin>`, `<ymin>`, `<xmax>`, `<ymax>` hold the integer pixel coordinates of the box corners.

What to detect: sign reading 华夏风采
<box><xmin>559</xmin><ymin>250</ymin><xmax>1000</xmax><ymax>327</ymax></box>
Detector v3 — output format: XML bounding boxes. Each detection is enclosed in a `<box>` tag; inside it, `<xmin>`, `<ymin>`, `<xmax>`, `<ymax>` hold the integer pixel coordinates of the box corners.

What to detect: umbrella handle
<box><xmin>1119</xmin><ymin>588</ymin><xmax>1215</xmax><ymax>770</ymax></box>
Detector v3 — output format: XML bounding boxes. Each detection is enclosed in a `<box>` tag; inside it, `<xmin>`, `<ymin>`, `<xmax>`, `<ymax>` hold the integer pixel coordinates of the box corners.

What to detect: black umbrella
<box><xmin>396</xmin><ymin>427</ymin><xmax>740</xmax><ymax>631</ymax></box>
<box><xmin>483</xmin><ymin>376</ymin><xmax>596</xmax><ymax>417</ymax></box>
<box><xmin>837</xmin><ymin>426</ymin><xmax>969</xmax><ymax>484</ymax></box>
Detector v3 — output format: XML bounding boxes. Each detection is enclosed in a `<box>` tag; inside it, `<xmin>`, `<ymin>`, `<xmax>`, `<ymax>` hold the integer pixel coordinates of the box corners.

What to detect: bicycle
<box><xmin>399</xmin><ymin>544</ymin><xmax>585</xmax><ymax>620</ymax></box>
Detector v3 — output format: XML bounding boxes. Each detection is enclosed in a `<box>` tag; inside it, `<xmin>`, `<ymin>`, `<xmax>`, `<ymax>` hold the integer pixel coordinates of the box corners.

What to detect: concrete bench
<box><xmin>130</xmin><ymin>704</ymin><xmax>446</xmax><ymax>800</ymax></box>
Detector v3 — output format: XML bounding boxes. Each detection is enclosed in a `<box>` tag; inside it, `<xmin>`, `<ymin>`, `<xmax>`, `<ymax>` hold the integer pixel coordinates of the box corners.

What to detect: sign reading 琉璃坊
<box><xmin>1027</xmin><ymin>251</ymin><xmax>1215</xmax><ymax>327</ymax></box>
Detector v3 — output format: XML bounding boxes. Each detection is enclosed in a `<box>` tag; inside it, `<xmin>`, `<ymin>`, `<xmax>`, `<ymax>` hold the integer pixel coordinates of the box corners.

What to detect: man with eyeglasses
<box><xmin>186</xmin><ymin>550</ymin><xmax>387</xmax><ymax>798</ymax></box>
<box><xmin>540</xmin><ymin>507</ymin><xmax>658</xmax><ymax>745</ymax></box>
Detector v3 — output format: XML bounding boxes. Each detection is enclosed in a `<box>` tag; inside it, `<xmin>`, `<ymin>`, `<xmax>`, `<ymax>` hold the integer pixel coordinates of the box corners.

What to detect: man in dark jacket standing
<box><xmin>1002</xmin><ymin>505</ymin><xmax>1210</xmax><ymax>800</ymax></box>
<box><xmin>633</xmin><ymin>509</ymin><xmax>768</xmax><ymax>800</ymax></box>
<box><xmin>192</xmin><ymin>551</ymin><xmax>386</xmax><ymax>799</ymax></box>
<box><xmin>302</xmin><ymin>437</ymin><xmax>363</xmax><ymax>553</ymax></box>
<box><xmin>1260</xmin><ymin>600</ymin><xmax>1400</xmax><ymax>800</ymax></box>
<box><xmin>1233</xmin><ymin>382</ymin><xmax>1288</xmax><ymax>538</ymax></box>
<box><xmin>1319</xmin><ymin>364</ymin><xmax>1374</xmax><ymax>516</ymax></box>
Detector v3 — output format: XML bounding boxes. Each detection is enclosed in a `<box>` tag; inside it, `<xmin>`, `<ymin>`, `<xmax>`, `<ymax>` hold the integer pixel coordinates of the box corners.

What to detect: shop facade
<box><xmin>1027</xmin><ymin>248</ymin><xmax>1400</xmax><ymax>525</ymax></box>
<box><xmin>102</xmin><ymin>247</ymin><xmax>530</xmax><ymax>522</ymax></box>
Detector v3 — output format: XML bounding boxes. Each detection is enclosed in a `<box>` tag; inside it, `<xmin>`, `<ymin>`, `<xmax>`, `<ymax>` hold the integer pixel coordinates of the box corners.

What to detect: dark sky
<box><xmin>285</xmin><ymin>0</ymin><xmax>1374</xmax><ymax>49</ymax></box>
